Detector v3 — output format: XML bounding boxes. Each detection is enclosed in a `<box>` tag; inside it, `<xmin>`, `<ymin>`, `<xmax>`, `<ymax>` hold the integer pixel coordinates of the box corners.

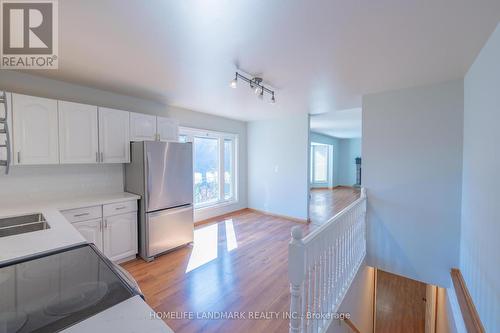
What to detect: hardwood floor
<box><xmin>309</xmin><ymin>187</ymin><xmax>361</xmax><ymax>225</ymax></box>
<box><xmin>122</xmin><ymin>189</ymin><xmax>361</xmax><ymax>332</ymax></box>
<box><xmin>122</xmin><ymin>209</ymin><xmax>310</xmax><ymax>333</ymax></box>
<box><xmin>375</xmin><ymin>270</ymin><xmax>427</xmax><ymax>333</ymax></box>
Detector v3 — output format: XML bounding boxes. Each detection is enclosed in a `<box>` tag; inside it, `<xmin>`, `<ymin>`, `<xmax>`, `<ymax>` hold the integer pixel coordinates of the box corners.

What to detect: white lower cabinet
<box><xmin>73</xmin><ymin>218</ymin><xmax>103</xmax><ymax>252</ymax></box>
<box><xmin>103</xmin><ymin>212</ymin><xmax>138</xmax><ymax>262</ymax></box>
<box><xmin>65</xmin><ymin>200</ymin><xmax>138</xmax><ymax>262</ymax></box>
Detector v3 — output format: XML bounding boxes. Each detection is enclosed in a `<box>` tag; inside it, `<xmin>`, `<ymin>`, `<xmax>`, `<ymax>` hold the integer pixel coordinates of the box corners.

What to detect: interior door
<box><xmin>12</xmin><ymin>93</ymin><xmax>59</xmax><ymax>165</ymax></box>
<box><xmin>98</xmin><ymin>107</ymin><xmax>130</xmax><ymax>163</ymax></box>
<box><xmin>376</xmin><ymin>269</ymin><xmax>427</xmax><ymax>333</ymax></box>
<box><xmin>146</xmin><ymin>205</ymin><xmax>193</xmax><ymax>257</ymax></box>
<box><xmin>58</xmin><ymin>101</ymin><xmax>99</xmax><ymax>164</ymax></box>
<box><xmin>144</xmin><ymin>141</ymin><xmax>193</xmax><ymax>211</ymax></box>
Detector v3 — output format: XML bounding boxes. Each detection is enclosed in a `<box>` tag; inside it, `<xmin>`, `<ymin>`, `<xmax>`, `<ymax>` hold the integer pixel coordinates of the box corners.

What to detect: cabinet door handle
<box><xmin>104</xmin><ymin>219</ymin><xmax>108</xmax><ymax>228</ymax></box>
<box><xmin>96</xmin><ymin>152</ymin><xmax>99</xmax><ymax>163</ymax></box>
<box><xmin>100</xmin><ymin>152</ymin><xmax>104</xmax><ymax>163</ymax></box>
<box><xmin>17</xmin><ymin>151</ymin><xmax>21</xmax><ymax>164</ymax></box>
<box><xmin>115</xmin><ymin>206</ymin><xmax>127</xmax><ymax>210</ymax></box>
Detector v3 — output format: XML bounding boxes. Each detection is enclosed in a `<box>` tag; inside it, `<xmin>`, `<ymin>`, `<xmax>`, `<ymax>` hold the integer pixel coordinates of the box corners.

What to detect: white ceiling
<box><xmin>310</xmin><ymin>108</ymin><xmax>362</xmax><ymax>139</ymax></box>
<box><xmin>30</xmin><ymin>0</ymin><xmax>500</xmax><ymax>121</ymax></box>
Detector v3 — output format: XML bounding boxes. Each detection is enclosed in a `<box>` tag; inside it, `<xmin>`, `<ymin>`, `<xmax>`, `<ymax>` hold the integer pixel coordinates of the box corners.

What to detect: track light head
<box><xmin>258</xmin><ymin>87</ymin><xmax>264</xmax><ymax>99</ymax></box>
<box><xmin>230</xmin><ymin>74</ymin><xmax>238</xmax><ymax>88</ymax></box>
<box><xmin>270</xmin><ymin>93</ymin><xmax>276</xmax><ymax>104</ymax></box>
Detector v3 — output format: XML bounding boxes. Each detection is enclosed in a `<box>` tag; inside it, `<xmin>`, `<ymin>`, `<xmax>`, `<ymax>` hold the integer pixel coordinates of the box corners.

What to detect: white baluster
<box><xmin>289</xmin><ymin>226</ymin><xmax>305</xmax><ymax>333</ymax></box>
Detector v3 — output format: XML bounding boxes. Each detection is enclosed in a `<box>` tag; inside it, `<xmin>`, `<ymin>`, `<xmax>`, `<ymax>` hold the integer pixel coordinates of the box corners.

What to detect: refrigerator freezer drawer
<box><xmin>146</xmin><ymin>205</ymin><xmax>194</xmax><ymax>258</ymax></box>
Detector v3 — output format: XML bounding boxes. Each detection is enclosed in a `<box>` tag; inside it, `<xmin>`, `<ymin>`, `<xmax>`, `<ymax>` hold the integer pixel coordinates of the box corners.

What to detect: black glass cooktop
<box><xmin>0</xmin><ymin>244</ymin><xmax>138</xmax><ymax>332</ymax></box>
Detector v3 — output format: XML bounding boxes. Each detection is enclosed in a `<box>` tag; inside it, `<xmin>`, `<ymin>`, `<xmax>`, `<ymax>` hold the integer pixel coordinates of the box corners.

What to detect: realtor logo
<box><xmin>1</xmin><ymin>0</ymin><xmax>58</xmax><ymax>69</ymax></box>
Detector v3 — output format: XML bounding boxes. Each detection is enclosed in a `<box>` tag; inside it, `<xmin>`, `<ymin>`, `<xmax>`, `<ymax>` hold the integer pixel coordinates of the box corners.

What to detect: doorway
<box><xmin>308</xmin><ymin>108</ymin><xmax>362</xmax><ymax>224</ymax></box>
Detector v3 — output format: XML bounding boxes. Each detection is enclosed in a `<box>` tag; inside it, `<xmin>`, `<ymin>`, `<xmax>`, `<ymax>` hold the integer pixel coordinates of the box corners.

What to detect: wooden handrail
<box><xmin>342</xmin><ymin>318</ymin><xmax>362</xmax><ymax>333</ymax></box>
<box><xmin>450</xmin><ymin>268</ymin><xmax>485</xmax><ymax>333</ymax></box>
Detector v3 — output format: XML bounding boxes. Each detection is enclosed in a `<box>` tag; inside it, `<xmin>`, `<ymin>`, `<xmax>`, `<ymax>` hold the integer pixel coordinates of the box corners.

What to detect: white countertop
<box><xmin>0</xmin><ymin>192</ymin><xmax>140</xmax><ymax>265</ymax></box>
<box><xmin>64</xmin><ymin>296</ymin><xmax>173</xmax><ymax>333</ymax></box>
<box><xmin>0</xmin><ymin>192</ymin><xmax>173</xmax><ymax>333</ymax></box>
<box><xmin>0</xmin><ymin>192</ymin><xmax>141</xmax><ymax>217</ymax></box>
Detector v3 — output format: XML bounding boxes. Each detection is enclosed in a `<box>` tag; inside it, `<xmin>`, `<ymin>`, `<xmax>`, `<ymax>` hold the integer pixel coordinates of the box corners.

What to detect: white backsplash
<box><xmin>0</xmin><ymin>164</ymin><xmax>124</xmax><ymax>203</ymax></box>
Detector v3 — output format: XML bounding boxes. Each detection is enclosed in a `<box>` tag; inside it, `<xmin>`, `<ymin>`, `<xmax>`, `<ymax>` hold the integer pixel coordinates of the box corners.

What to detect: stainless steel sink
<box><xmin>0</xmin><ymin>213</ymin><xmax>50</xmax><ymax>237</ymax></box>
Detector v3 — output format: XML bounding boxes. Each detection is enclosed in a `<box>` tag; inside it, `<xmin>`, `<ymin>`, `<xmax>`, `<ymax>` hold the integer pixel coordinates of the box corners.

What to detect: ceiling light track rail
<box><xmin>230</xmin><ymin>72</ymin><xmax>276</xmax><ymax>103</ymax></box>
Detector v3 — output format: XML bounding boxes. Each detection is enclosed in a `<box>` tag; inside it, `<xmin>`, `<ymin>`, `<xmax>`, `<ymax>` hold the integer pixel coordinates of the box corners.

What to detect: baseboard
<box><xmin>194</xmin><ymin>208</ymin><xmax>249</xmax><ymax>227</ymax></box>
<box><xmin>194</xmin><ymin>207</ymin><xmax>309</xmax><ymax>226</ymax></box>
<box><xmin>115</xmin><ymin>255</ymin><xmax>137</xmax><ymax>265</ymax></box>
<box><xmin>246</xmin><ymin>208</ymin><xmax>309</xmax><ymax>224</ymax></box>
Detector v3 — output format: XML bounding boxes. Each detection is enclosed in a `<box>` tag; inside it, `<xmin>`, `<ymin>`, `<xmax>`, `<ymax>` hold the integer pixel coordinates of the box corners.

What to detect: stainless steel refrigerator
<box><xmin>125</xmin><ymin>141</ymin><xmax>193</xmax><ymax>261</ymax></box>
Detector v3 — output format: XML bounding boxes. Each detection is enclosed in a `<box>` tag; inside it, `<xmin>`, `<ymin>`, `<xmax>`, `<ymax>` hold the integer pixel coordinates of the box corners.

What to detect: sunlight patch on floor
<box><xmin>186</xmin><ymin>223</ymin><xmax>219</xmax><ymax>273</ymax></box>
<box><xmin>185</xmin><ymin>219</ymin><xmax>239</xmax><ymax>273</ymax></box>
<box><xmin>225</xmin><ymin>219</ymin><xmax>238</xmax><ymax>252</ymax></box>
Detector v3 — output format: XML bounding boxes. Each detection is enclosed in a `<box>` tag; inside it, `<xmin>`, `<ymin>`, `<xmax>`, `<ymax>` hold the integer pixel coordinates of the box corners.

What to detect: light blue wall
<box><xmin>363</xmin><ymin>80</ymin><xmax>463</xmax><ymax>288</ymax></box>
<box><xmin>338</xmin><ymin>138</ymin><xmax>362</xmax><ymax>186</ymax></box>
<box><xmin>461</xmin><ymin>23</ymin><xmax>500</xmax><ymax>333</ymax></box>
<box><xmin>248</xmin><ymin>114</ymin><xmax>309</xmax><ymax>220</ymax></box>
<box><xmin>309</xmin><ymin>132</ymin><xmax>361</xmax><ymax>187</ymax></box>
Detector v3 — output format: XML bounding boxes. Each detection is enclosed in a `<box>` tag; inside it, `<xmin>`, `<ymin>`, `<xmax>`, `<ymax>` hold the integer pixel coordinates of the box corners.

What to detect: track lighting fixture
<box><xmin>230</xmin><ymin>73</ymin><xmax>238</xmax><ymax>88</ymax></box>
<box><xmin>230</xmin><ymin>72</ymin><xmax>276</xmax><ymax>103</ymax></box>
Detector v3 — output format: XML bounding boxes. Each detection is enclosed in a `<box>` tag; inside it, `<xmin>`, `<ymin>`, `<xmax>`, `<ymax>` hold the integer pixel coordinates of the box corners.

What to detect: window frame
<box><xmin>179</xmin><ymin>126</ymin><xmax>238</xmax><ymax>210</ymax></box>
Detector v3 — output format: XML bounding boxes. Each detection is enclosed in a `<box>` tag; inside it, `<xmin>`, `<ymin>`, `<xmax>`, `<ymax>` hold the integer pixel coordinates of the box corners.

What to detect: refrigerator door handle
<box><xmin>145</xmin><ymin>151</ymin><xmax>151</xmax><ymax>209</ymax></box>
<box><xmin>148</xmin><ymin>204</ymin><xmax>192</xmax><ymax>218</ymax></box>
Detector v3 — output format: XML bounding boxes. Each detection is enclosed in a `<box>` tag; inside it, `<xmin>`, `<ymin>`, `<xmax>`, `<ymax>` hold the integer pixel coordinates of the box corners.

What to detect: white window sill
<box><xmin>194</xmin><ymin>199</ymin><xmax>239</xmax><ymax>212</ymax></box>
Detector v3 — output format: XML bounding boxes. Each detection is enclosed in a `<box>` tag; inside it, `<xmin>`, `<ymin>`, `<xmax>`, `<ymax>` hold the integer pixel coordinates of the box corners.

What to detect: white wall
<box><xmin>0</xmin><ymin>164</ymin><xmax>124</xmax><ymax>203</ymax></box>
<box><xmin>327</xmin><ymin>263</ymin><xmax>375</xmax><ymax>333</ymax></box>
<box><xmin>362</xmin><ymin>80</ymin><xmax>464</xmax><ymax>287</ymax></box>
<box><xmin>248</xmin><ymin>114</ymin><xmax>309</xmax><ymax>220</ymax></box>
<box><xmin>460</xmin><ymin>23</ymin><xmax>500</xmax><ymax>333</ymax></box>
<box><xmin>0</xmin><ymin>71</ymin><xmax>247</xmax><ymax>221</ymax></box>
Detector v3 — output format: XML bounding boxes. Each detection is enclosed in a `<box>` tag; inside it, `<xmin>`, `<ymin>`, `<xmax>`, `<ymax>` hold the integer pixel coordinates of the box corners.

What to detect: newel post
<box><xmin>289</xmin><ymin>226</ymin><xmax>305</xmax><ymax>333</ymax></box>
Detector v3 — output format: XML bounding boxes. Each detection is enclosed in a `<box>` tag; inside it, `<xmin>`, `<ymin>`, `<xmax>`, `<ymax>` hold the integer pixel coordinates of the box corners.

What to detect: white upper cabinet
<box><xmin>58</xmin><ymin>101</ymin><xmax>99</xmax><ymax>164</ymax></box>
<box><xmin>130</xmin><ymin>112</ymin><xmax>157</xmax><ymax>141</ymax></box>
<box><xmin>157</xmin><ymin>116</ymin><xmax>179</xmax><ymax>141</ymax></box>
<box><xmin>98</xmin><ymin>107</ymin><xmax>130</xmax><ymax>163</ymax></box>
<box><xmin>12</xmin><ymin>93</ymin><xmax>59</xmax><ymax>165</ymax></box>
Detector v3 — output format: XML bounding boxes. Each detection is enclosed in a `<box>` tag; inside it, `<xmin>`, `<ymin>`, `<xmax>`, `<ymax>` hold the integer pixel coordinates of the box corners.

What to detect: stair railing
<box><xmin>289</xmin><ymin>188</ymin><xmax>367</xmax><ymax>333</ymax></box>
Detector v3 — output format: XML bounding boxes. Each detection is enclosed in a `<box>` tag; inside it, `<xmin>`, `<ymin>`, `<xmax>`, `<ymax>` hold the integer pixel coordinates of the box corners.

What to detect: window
<box><xmin>179</xmin><ymin>127</ymin><xmax>238</xmax><ymax>208</ymax></box>
<box><xmin>224</xmin><ymin>139</ymin><xmax>234</xmax><ymax>200</ymax></box>
<box><xmin>194</xmin><ymin>136</ymin><xmax>219</xmax><ymax>205</ymax></box>
<box><xmin>311</xmin><ymin>143</ymin><xmax>329</xmax><ymax>183</ymax></box>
